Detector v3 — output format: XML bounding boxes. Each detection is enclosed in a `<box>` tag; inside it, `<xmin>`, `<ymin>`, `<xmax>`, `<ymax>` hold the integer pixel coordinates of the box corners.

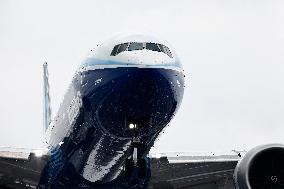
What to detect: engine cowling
<box><xmin>234</xmin><ymin>144</ymin><xmax>284</xmax><ymax>189</ymax></box>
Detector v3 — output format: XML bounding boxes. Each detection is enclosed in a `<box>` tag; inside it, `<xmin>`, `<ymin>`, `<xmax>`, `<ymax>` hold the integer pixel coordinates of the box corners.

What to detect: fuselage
<box><xmin>43</xmin><ymin>34</ymin><xmax>184</xmax><ymax>187</ymax></box>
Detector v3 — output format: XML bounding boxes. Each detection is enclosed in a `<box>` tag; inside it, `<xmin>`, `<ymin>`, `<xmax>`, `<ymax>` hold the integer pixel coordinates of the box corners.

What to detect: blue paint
<box><xmin>40</xmin><ymin>67</ymin><xmax>184</xmax><ymax>188</ymax></box>
<box><xmin>81</xmin><ymin>58</ymin><xmax>182</xmax><ymax>69</ymax></box>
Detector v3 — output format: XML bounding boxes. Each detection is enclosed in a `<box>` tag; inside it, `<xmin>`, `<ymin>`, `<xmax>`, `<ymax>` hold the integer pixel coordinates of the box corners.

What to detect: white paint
<box><xmin>82</xmin><ymin>139</ymin><xmax>131</xmax><ymax>182</ymax></box>
<box><xmin>82</xmin><ymin>137</ymin><xmax>104</xmax><ymax>181</ymax></box>
<box><xmin>87</xmin><ymin>34</ymin><xmax>179</xmax><ymax>66</ymax></box>
<box><xmin>67</xmin><ymin>91</ymin><xmax>82</xmax><ymax>125</ymax></box>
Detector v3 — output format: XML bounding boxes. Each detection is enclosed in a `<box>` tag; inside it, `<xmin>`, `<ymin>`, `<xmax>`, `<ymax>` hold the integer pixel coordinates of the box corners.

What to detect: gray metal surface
<box><xmin>0</xmin><ymin>153</ymin><xmax>48</xmax><ymax>189</ymax></box>
<box><xmin>148</xmin><ymin>156</ymin><xmax>239</xmax><ymax>189</ymax></box>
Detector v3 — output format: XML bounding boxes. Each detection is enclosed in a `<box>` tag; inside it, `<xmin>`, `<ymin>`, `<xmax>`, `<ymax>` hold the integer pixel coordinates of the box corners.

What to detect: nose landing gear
<box><xmin>123</xmin><ymin>125</ymin><xmax>151</xmax><ymax>189</ymax></box>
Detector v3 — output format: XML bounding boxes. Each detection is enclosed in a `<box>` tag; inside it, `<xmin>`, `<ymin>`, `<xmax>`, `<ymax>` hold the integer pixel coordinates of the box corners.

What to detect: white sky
<box><xmin>1</xmin><ymin>0</ymin><xmax>284</xmax><ymax>153</ymax></box>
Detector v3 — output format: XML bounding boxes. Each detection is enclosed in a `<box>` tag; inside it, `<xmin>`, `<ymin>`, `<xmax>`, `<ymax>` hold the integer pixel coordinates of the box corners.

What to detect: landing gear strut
<box><xmin>123</xmin><ymin>126</ymin><xmax>151</xmax><ymax>189</ymax></box>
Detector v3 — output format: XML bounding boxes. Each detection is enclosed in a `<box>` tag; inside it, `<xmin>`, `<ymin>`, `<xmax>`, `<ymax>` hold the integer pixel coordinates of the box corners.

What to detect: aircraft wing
<box><xmin>0</xmin><ymin>147</ymin><xmax>48</xmax><ymax>189</ymax></box>
<box><xmin>0</xmin><ymin>148</ymin><xmax>242</xmax><ymax>189</ymax></box>
<box><xmin>148</xmin><ymin>152</ymin><xmax>243</xmax><ymax>189</ymax></box>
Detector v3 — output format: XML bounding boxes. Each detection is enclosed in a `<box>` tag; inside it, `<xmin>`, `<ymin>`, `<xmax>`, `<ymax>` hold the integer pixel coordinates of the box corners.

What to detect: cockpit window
<box><xmin>128</xmin><ymin>42</ymin><xmax>143</xmax><ymax>51</ymax></box>
<box><xmin>110</xmin><ymin>44</ymin><xmax>120</xmax><ymax>56</ymax></box>
<box><xmin>111</xmin><ymin>42</ymin><xmax>172</xmax><ymax>58</ymax></box>
<box><xmin>117</xmin><ymin>43</ymin><xmax>129</xmax><ymax>54</ymax></box>
<box><xmin>146</xmin><ymin>43</ymin><xmax>161</xmax><ymax>52</ymax></box>
<box><xmin>159</xmin><ymin>44</ymin><xmax>172</xmax><ymax>58</ymax></box>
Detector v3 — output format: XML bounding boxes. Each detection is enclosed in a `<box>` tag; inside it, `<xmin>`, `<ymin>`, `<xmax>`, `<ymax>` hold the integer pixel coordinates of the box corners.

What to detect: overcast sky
<box><xmin>1</xmin><ymin>0</ymin><xmax>284</xmax><ymax>153</ymax></box>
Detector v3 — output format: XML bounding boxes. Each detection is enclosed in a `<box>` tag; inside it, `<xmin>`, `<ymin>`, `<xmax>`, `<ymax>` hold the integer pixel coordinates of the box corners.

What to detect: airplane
<box><xmin>0</xmin><ymin>34</ymin><xmax>284</xmax><ymax>189</ymax></box>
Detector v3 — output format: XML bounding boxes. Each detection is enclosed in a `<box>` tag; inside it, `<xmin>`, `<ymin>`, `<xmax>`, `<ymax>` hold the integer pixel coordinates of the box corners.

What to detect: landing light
<box><xmin>129</xmin><ymin>123</ymin><xmax>136</xmax><ymax>129</ymax></box>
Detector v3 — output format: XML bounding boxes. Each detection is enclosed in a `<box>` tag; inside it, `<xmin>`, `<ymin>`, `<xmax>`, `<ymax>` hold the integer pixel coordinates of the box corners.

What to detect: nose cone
<box><xmin>78</xmin><ymin>34</ymin><xmax>184</xmax><ymax>141</ymax></box>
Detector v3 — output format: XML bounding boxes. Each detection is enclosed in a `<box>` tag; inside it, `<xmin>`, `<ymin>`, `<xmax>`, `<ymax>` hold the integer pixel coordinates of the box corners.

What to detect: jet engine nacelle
<box><xmin>234</xmin><ymin>143</ymin><xmax>284</xmax><ymax>189</ymax></box>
